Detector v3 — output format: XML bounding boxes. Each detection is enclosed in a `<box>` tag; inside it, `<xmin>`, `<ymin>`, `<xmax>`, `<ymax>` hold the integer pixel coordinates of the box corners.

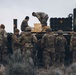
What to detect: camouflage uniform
<box><xmin>12</xmin><ymin>34</ymin><xmax>20</xmax><ymax>52</ymax></box>
<box><xmin>21</xmin><ymin>16</ymin><xmax>29</xmax><ymax>31</ymax></box>
<box><xmin>41</xmin><ymin>28</ymin><xmax>56</xmax><ymax>68</ymax></box>
<box><xmin>19</xmin><ymin>27</ymin><xmax>37</xmax><ymax>62</ymax></box>
<box><xmin>55</xmin><ymin>30</ymin><xmax>67</xmax><ymax>66</ymax></box>
<box><xmin>11</xmin><ymin>29</ymin><xmax>22</xmax><ymax>61</ymax></box>
<box><xmin>32</xmin><ymin>12</ymin><xmax>49</xmax><ymax>26</ymax></box>
<box><xmin>70</xmin><ymin>32</ymin><xmax>76</xmax><ymax>63</ymax></box>
<box><xmin>0</xmin><ymin>28</ymin><xmax>7</xmax><ymax>62</ymax></box>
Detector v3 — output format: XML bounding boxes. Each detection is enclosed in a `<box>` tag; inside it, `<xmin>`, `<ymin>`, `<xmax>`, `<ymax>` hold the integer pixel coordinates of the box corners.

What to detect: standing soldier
<box><xmin>0</xmin><ymin>26</ymin><xmax>4</xmax><ymax>62</ymax></box>
<box><xmin>70</xmin><ymin>32</ymin><xmax>76</xmax><ymax>63</ymax></box>
<box><xmin>12</xmin><ymin>29</ymin><xmax>20</xmax><ymax>51</ymax></box>
<box><xmin>12</xmin><ymin>28</ymin><xmax>21</xmax><ymax>60</ymax></box>
<box><xmin>32</xmin><ymin>12</ymin><xmax>49</xmax><ymax>27</ymax></box>
<box><xmin>19</xmin><ymin>27</ymin><xmax>37</xmax><ymax>63</ymax></box>
<box><xmin>0</xmin><ymin>24</ymin><xmax>7</xmax><ymax>63</ymax></box>
<box><xmin>55</xmin><ymin>30</ymin><xmax>67</xmax><ymax>66</ymax></box>
<box><xmin>41</xmin><ymin>28</ymin><xmax>56</xmax><ymax>69</ymax></box>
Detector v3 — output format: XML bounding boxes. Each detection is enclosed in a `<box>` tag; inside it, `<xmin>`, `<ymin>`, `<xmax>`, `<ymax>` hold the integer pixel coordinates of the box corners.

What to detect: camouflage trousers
<box><xmin>55</xmin><ymin>51</ymin><xmax>65</xmax><ymax>66</ymax></box>
<box><xmin>23</xmin><ymin>47</ymin><xmax>33</xmax><ymax>56</ymax></box>
<box><xmin>0</xmin><ymin>46</ymin><xmax>8</xmax><ymax>63</ymax></box>
<box><xmin>73</xmin><ymin>48</ymin><xmax>76</xmax><ymax>63</ymax></box>
<box><xmin>22</xmin><ymin>47</ymin><xmax>36</xmax><ymax>63</ymax></box>
<box><xmin>13</xmin><ymin>48</ymin><xmax>22</xmax><ymax>62</ymax></box>
<box><xmin>0</xmin><ymin>46</ymin><xmax>2</xmax><ymax>61</ymax></box>
<box><xmin>43</xmin><ymin>48</ymin><xmax>55</xmax><ymax>68</ymax></box>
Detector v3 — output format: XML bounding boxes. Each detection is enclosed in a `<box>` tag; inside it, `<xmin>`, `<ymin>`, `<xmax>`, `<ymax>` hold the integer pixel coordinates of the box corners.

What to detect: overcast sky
<box><xmin>0</xmin><ymin>0</ymin><xmax>76</xmax><ymax>32</ymax></box>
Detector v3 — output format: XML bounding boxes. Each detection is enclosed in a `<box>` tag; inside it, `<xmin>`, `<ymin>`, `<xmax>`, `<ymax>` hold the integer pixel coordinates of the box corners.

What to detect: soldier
<box><xmin>41</xmin><ymin>28</ymin><xmax>56</xmax><ymax>69</ymax></box>
<box><xmin>19</xmin><ymin>27</ymin><xmax>37</xmax><ymax>63</ymax></box>
<box><xmin>14</xmin><ymin>28</ymin><xmax>20</xmax><ymax>38</ymax></box>
<box><xmin>0</xmin><ymin>24</ymin><xmax>7</xmax><ymax>39</ymax></box>
<box><xmin>55</xmin><ymin>30</ymin><xmax>67</xmax><ymax>66</ymax></box>
<box><xmin>21</xmin><ymin>16</ymin><xmax>29</xmax><ymax>31</ymax></box>
<box><xmin>12</xmin><ymin>29</ymin><xmax>20</xmax><ymax>49</ymax></box>
<box><xmin>0</xmin><ymin>24</ymin><xmax>8</xmax><ymax>63</ymax></box>
<box><xmin>70</xmin><ymin>32</ymin><xmax>76</xmax><ymax>63</ymax></box>
<box><xmin>12</xmin><ymin>29</ymin><xmax>21</xmax><ymax>60</ymax></box>
<box><xmin>32</xmin><ymin>12</ymin><xmax>49</xmax><ymax>27</ymax></box>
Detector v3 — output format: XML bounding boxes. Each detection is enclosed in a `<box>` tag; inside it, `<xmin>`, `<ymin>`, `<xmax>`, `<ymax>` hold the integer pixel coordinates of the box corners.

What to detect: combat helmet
<box><xmin>46</xmin><ymin>28</ymin><xmax>52</xmax><ymax>32</ymax></box>
<box><xmin>58</xmin><ymin>30</ymin><xmax>63</xmax><ymax>35</ymax></box>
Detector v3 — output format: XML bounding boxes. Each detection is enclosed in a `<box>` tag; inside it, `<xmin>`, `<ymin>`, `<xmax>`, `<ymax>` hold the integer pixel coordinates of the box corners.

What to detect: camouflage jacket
<box><xmin>0</xmin><ymin>28</ymin><xmax>7</xmax><ymax>46</ymax></box>
<box><xmin>19</xmin><ymin>32</ymin><xmax>37</xmax><ymax>48</ymax></box>
<box><xmin>41</xmin><ymin>33</ymin><xmax>56</xmax><ymax>48</ymax></box>
<box><xmin>55</xmin><ymin>35</ymin><xmax>67</xmax><ymax>52</ymax></box>
<box><xmin>70</xmin><ymin>34</ymin><xmax>76</xmax><ymax>50</ymax></box>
